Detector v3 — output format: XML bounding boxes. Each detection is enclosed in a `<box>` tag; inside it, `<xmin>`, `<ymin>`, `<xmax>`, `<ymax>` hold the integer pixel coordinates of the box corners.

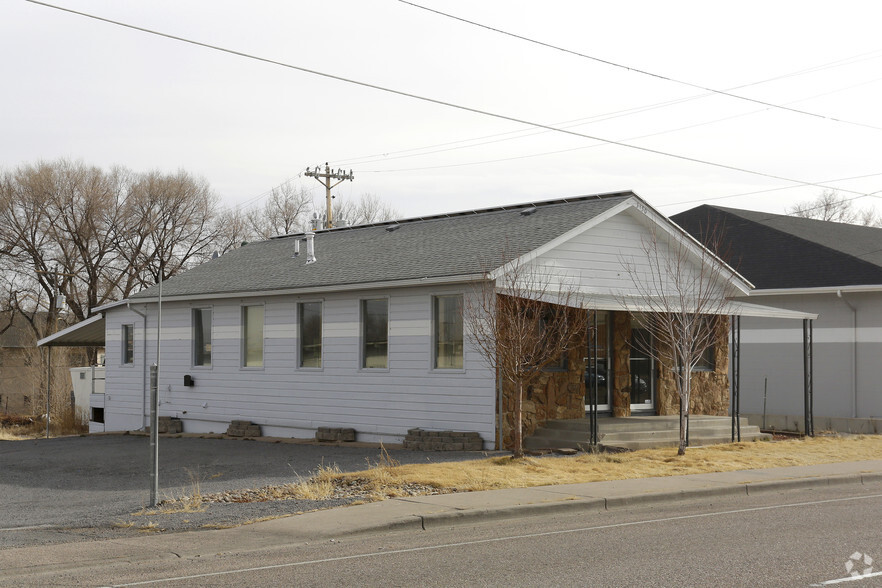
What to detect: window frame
<box><xmin>360</xmin><ymin>297</ymin><xmax>389</xmax><ymax>370</ymax></box>
<box><xmin>192</xmin><ymin>307</ymin><xmax>213</xmax><ymax>368</ymax></box>
<box><xmin>121</xmin><ymin>323</ymin><xmax>134</xmax><ymax>366</ymax></box>
<box><xmin>298</xmin><ymin>300</ymin><xmax>323</xmax><ymax>369</ymax></box>
<box><xmin>432</xmin><ymin>294</ymin><xmax>464</xmax><ymax>371</ymax></box>
<box><xmin>241</xmin><ymin>304</ymin><xmax>265</xmax><ymax>369</ymax></box>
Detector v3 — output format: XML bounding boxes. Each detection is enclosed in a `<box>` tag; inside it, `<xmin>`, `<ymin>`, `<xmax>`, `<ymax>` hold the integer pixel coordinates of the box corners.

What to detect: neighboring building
<box><xmin>673</xmin><ymin>205</ymin><xmax>882</xmax><ymax>433</ymax></box>
<box><xmin>42</xmin><ymin>193</ymin><xmax>807</xmax><ymax>448</ymax></box>
<box><xmin>0</xmin><ymin>312</ymin><xmax>89</xmax><ymax>415</ymax></box>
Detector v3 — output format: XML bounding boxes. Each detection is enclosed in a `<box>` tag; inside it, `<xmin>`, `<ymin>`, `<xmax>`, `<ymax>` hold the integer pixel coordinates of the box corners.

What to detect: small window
<box><xmin>434</xmin><ymin>295</ymin><xmax>463</xmax><ymax>369</ymax></box>
<box><xmin>242</xmin><ymin>305</ymin><xmax>264</xmax><ymax>367</ymax></box>
<box><xmin>91</xmin><ymin>407</ymin><xmax>104</xmax><ymax>424</ymax></box>
<box><xmin>122</xmin><ymin>324</ymin><xmax>134</xmax><ymax>365</ymax></box>
<box><xmin>299</xmin><ymin>301</ymin><xmax>322</xmax><ymax>368</ymax></box>
<box><xmin>193</xmin><ymin>308</ymin><xmax>212</xmax><ymax>367</ymax></box>
<box><xmin>696</xmin><ymin>345</ymin><xmax>716</xmax><ymax>371</ymax></box>
<box><xmin>362</xmin><ymin>299</ymin><xmax>388</xmax><ymax>368</ymax></box>
<box><xmin>694</xmin><ymin>316</ymin><xmax>717</xmax><ymax>371</ymax></box>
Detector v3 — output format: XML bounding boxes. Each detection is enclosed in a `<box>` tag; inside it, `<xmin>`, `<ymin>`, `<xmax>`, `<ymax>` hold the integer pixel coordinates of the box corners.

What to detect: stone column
<box><xmin>612</xmin><ymin>311</ymin><xmax>631</xmax><ymax>417</ymax></box>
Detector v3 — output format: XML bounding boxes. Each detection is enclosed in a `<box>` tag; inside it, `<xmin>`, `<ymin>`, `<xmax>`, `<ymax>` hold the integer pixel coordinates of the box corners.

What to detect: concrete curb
<box><xmin>397</xmin><ymin>471</ymin><xmax>879</xmax><ymax>533</ymax></box>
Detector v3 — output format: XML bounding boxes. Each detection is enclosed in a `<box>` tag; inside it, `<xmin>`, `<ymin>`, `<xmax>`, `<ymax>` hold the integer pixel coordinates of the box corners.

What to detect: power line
<box><xmin>399</xmin><ymin>0</ymin><xmax>882</xmax><ymax>133</ymax></box>
<box><xmin>27</xmin><ymin>1</ymin><xmax>878</xmax><ymax>203</ymax></box>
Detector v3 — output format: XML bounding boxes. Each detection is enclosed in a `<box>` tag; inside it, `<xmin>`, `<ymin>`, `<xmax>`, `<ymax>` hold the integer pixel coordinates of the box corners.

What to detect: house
<box><xmin>40</xmin><ymin>192</ymin><xmax>811</xmax><ymax>449</ymax></box>
<box><xmin>673</xmin><ymin>205</ymin><xmax>882</xmax><ymax>433</ymax></box>
<box><xmin>0</xmin><ymin>312</ymin><xmax>88</xmax><ymax>416</ymax></box>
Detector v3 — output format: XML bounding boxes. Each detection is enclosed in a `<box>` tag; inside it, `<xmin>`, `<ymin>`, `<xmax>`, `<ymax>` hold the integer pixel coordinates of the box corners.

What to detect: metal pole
<box><xmin>730</xmin><ymin>316</ymin><xmax>741</xmax><ymax>442</ymax></box>
<box><xmin>45</xmin><ymin>346</ymin><xmax>51</xmax><ymax>439</ymax></box>
<box><xmin>762</xmin><ymin>377</ymin><xmax>768</xmax><ymax>430</ymax></box>
<box><xmin>149</xmin><ymin>265</ymin><xmax>163</xmax><ymax>506</ymax></box>
<box><xmin>149</xmin><ymin>363</ymin><xmax>158</xmax><ymax>507</ymax></box>
<box><xmin>803</xmin><ymin>319</ymin><xmax>814</xmax><ymax>437</ymax></box>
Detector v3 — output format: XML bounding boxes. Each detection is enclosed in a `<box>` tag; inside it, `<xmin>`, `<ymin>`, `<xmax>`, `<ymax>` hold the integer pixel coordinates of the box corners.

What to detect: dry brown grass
<box><xmin>332</xmin><ymin>435</ymin><xmax>882</xmax><ymax>493</ymax></box>
<box><xmin>0</xmin><ymin>408</ymin><xmax>87</xmax><ymax>440</ymax></box>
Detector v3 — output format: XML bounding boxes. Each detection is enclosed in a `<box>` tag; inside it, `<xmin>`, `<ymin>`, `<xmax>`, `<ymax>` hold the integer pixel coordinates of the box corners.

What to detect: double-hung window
<box><xmin>242</xmin><ymin>305</ymin><xmax>264</xmax><ymax>367</ymax></box>
<box><xmin>362</xmin><ymin>299</ymin><xmax>388</xmax><ymax>369</ymax></box>
<box><xmin>299</xmin><ymin>301</ymin><xmax>322</xmax><ymax>368</ymax></box>
<box><xmin>193</xmin><ymin>308</ymin><xmax>212</xmax><ymax>367</ymax></box>
<box><xmin>433</xmin><ymin>295</ymin><xmax>463</xmax><ymax>369</ymax></box>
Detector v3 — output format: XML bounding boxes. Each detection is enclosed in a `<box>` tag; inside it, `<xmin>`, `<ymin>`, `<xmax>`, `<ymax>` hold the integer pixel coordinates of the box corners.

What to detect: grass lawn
<box><xmin>324</xmin><ymin>435</ymin><xmax>882</xmax><ymax>498</ymax></box>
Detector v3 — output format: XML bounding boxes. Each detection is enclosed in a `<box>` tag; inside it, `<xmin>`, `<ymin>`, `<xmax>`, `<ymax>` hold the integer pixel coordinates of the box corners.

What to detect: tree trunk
<box><xmin>678</xmin><ymin>370</ymin><xmax>689</xmax><ymax>455</ymax></box>
<box><xmin>513</xmin><ymin>380</ymin><xmax>524</xmax><ymax>458</ymax></box>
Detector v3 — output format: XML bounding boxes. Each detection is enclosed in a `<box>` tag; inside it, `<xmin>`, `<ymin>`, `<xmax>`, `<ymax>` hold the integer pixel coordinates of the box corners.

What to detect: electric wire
<box><xmin>399</xmin><ymin>0</ymin><xmax>882</xmax><ymax>132</ymax></box>
<box><xmin>27</xmin><ymin>1</ymin><xmax>881</xmax><ymax>210</ymax></box>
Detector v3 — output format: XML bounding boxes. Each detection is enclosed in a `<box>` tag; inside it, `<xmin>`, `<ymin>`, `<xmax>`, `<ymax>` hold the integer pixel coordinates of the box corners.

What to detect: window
<box><xmin>122</xmin><ymin>324</ymin><xmax>134</xmax><ymax>365</ymax></box>
<box><xmin>433</xmin><ymin>295</ymin><xmax>463</xmax><ymax>369</ymax></box>
<box><xmin>242</xmin><ymin>305</ymin><xmax>264</xmax><ymax>367</ymax></box>
<box><xmin>362</xmin><ymin>299</ymin><xmax>388</xmax><ymax>368</ymax></box>
<box><xmin>540</xmin><ymin>308</ymin><xmax>567</xmax><ymax>371</ymax></box>
<box><xmin>299</xmin><ymin>301</ymin><xmax>322</xmax><ymax>368</ymax></box>
<box><xmin>193</xmin><ymin>308</ymin><xmax>212</xmax><ymax>367</ymax></box>
<box><xmin>696</xmin><ymin>345</ymin><xmax>716</xmax><ymax>371</ymax></box>
<box><xmin>694</xmin><ymin>316</ymin><xmax>717</xmax><ymax>371</ymax></box>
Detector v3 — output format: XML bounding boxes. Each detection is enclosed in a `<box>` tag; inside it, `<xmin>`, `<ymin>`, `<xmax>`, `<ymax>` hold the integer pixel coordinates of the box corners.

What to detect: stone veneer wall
<box><xmin>497</xmin><ymin>311</ymin><xmax>731</xmax><ymax>449</ymax></box>
<box><xmin>654</xmin><ymin>316</ymin><xmax>730</xmax><ymax>416</ymax></box>
<box><xmin>499</xmin><ymin>328</ymin><xmax>587</xmax><ymax>450</ymax></box>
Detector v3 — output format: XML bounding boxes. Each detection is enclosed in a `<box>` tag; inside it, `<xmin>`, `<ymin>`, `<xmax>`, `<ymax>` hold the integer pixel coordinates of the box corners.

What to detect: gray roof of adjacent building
<box><xmin>672</xmin><ymin>205</ymin><xmax>882</xmax><ymax>290</ymax></box>
<box><xmin>130</xmin><ymin>191</ymin><xmax>635</xmax><ymax>300</ymax></box>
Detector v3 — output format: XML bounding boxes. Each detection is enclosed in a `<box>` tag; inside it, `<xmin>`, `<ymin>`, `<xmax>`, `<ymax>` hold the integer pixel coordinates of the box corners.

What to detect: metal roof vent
<box><xmin>305</xmin><ymin>232</ymin><xmax>316</xmax><ymax>264</ymax></box>
<box><xmin>520</xmin><ymin>207</ymin><xmax>538</xmax><ymax>216</ymax></box>
<box><xmin>293</xmin><ymin>238</ymin><xmax>300</xmax><ymax>258</ymax></box>
<box><xmin>386</xmin><ymin>224</ymin><xmax>401</xmax><ymax>232</ymax></box>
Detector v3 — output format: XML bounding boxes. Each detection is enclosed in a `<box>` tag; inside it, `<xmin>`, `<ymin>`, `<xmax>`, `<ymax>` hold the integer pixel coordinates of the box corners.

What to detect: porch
<box><xmin>524</xmin><ymin>415</ymin><xmax>770</xmax><ymax>452</ymax></box>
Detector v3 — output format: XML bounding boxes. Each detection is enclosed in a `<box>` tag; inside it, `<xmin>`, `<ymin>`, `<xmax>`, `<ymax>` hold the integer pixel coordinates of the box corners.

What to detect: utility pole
<box><xmin>304</xmin><ymin>163</ymin><xmax>354</xmax><ymax>229</ymax></box>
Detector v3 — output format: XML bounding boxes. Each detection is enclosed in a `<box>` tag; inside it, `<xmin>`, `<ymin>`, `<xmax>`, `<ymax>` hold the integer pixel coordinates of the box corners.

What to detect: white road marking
<box><xmin>107</xmin><ymin>492</ymin><xmax>882</xmax><ymax>587</ymax></box>
<box><xmin>812</xmin><ymin>570</ymin><xmax>882</xmax><ymax>586</ymax></box>
<box><xmin>0</xmin><ymin>524</ymin><xmax>54</xmax><ymax>532</ymax></box>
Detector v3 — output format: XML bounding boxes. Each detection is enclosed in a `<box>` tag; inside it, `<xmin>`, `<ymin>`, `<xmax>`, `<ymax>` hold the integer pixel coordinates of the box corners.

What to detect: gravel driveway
<box><xmin>0</xmin><ymin>434</ymin><xmax>491</xmax><ymax>549</ymax></box>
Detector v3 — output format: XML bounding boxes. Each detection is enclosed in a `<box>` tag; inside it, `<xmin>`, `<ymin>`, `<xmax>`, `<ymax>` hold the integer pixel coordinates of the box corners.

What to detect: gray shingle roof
<box><xmin>131</xmin><ymin>192</ymin><xmax>634</xmax><ymax>299</ymax></box>
<box><xmin>672</xmin><ymin>205</ymin><xmax>882</xmax><ymax>289</ymax></box>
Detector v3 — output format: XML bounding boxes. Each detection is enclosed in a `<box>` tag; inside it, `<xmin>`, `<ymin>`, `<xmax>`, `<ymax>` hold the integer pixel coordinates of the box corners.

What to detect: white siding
<box><xmin>531</xmin><ymin>208</ymin><xmax>729</xmax><ymax>299</ymax></box>
<box><xmin>103</xmin><ymin>285</ymin><xmax>497</xmax><ymax>446</ymax></box>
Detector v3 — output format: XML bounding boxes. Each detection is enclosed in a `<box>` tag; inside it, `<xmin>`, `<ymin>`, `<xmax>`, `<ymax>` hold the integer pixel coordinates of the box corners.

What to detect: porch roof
<box><xmin>37</xmin><ymin>313</ymin><xmax>105</xmax><ymax>347</ymax></box>
<box><xmin>500</xmin><ymin>290</ymin><xmax>818</xmax><ymax>320</ymax></box>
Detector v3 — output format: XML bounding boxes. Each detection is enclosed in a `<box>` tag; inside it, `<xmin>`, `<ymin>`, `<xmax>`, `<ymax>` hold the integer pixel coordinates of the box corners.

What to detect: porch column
<box><xmin>804</xmin><ymin>318</ymin><xmax>814</xmax><ymax>437</ymax></box>
<box><xmin>612</xmin><ymin>311</ymin><xmax>631</xmax><ymax>417</ymax></box>
<box><xmin>731</xmin><ymin>315</ymin><xmax>741</xmax><ymax>442</ymax></box>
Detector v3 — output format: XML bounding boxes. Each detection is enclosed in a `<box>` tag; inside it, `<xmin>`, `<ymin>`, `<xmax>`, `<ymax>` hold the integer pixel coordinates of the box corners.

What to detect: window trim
<box><xmin>360</xmin><ymin>297</ymin><xmax>390</xmax><ymax>370</ymax></box>
<box><xmin>431</xmin><ymin>293</ymin><xmax>464</xmax><ymax>371</ymax></box>
<box><xmin>241</xmin><ymin>304</ymin><xmax>265</xmax><ymax>369</ymax></box>
<box><xmin>298</xmin><ymin>300</ymin><xmax>323</xmax><ymax>370</ymax></box>
<box><xmin>121</xmin><ymin>323</ymin><xmax>134</xmax><ymax>366</ymax></box>
<box><xmin>192</xmin><ymin>306</ymin><xmax>213</xmax><ymax>369</ymax></box>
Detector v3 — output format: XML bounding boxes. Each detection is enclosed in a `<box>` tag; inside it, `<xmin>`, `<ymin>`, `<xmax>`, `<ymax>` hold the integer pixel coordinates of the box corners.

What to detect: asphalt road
<box><xmin>0</xmin><ymin>434</ymin><xmax>489</xmax><ymax>548</ymax></box>
<box><xmin>19</xmin><ymin>482</ymin><xmax>882</xmax><ymax>587</ymax></box>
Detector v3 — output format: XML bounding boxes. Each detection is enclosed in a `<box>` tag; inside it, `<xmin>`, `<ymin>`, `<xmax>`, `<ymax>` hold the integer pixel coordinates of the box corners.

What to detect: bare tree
<box><xmin>246</xmin><ymin>182</ymin><xmax>313</xmax><ymax>239</ymax></box>
<box><xmin>618</xmin><ymin>225</ymin><xmax>738</xmax><ymax>455</ymax></box>
<box><xmin>465</xmin><ymin>252</ymin><xmax>588</xmax><ymax>458</ymax></box>
<box><xmin>333</xmin><ymin>192</ymin><xmax>399</xmax><ymax>226</ymax></box>
<box><xmin>787</xmin><ymin>190</ymin><xmax>881</xmax><ymax>227</ymax></box>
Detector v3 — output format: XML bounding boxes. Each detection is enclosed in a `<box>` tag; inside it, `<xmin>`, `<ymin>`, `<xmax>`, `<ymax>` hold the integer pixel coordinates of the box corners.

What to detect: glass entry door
<box><xmin>629</xmin><ymin>316</ymin><xmax>656</xmax><ymax>412</ymax></box>
<box><xmin>585</xmin><ymin>310</ymin><xmax>611</xmax><ymax>413</ymax></box>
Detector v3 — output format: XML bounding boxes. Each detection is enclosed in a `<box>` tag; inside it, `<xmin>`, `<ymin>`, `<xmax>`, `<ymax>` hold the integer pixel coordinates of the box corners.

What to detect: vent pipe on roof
<box><xmin>305</xmin><ymin>232</ymin><xmax>316</xmax><ymax>264</ymax></box>
<box><xmin>293</xmin><ymin>239</ymin><xmax>300</xmax><ymax>258</ymax></box>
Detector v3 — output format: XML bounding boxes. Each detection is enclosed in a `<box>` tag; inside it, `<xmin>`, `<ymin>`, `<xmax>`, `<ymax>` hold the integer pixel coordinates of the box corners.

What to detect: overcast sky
<box><xmin>4</xmin><ymin>0</ymin><xmax>882</xmax><ymax>222</ymax></box>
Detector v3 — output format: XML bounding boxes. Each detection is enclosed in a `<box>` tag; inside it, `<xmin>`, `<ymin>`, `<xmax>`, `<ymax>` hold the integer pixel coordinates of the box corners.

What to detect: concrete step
<box><xmin>524</xmin><ymin>416</ymin><xmax>769</xmax><ymax>451</ymax></box>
